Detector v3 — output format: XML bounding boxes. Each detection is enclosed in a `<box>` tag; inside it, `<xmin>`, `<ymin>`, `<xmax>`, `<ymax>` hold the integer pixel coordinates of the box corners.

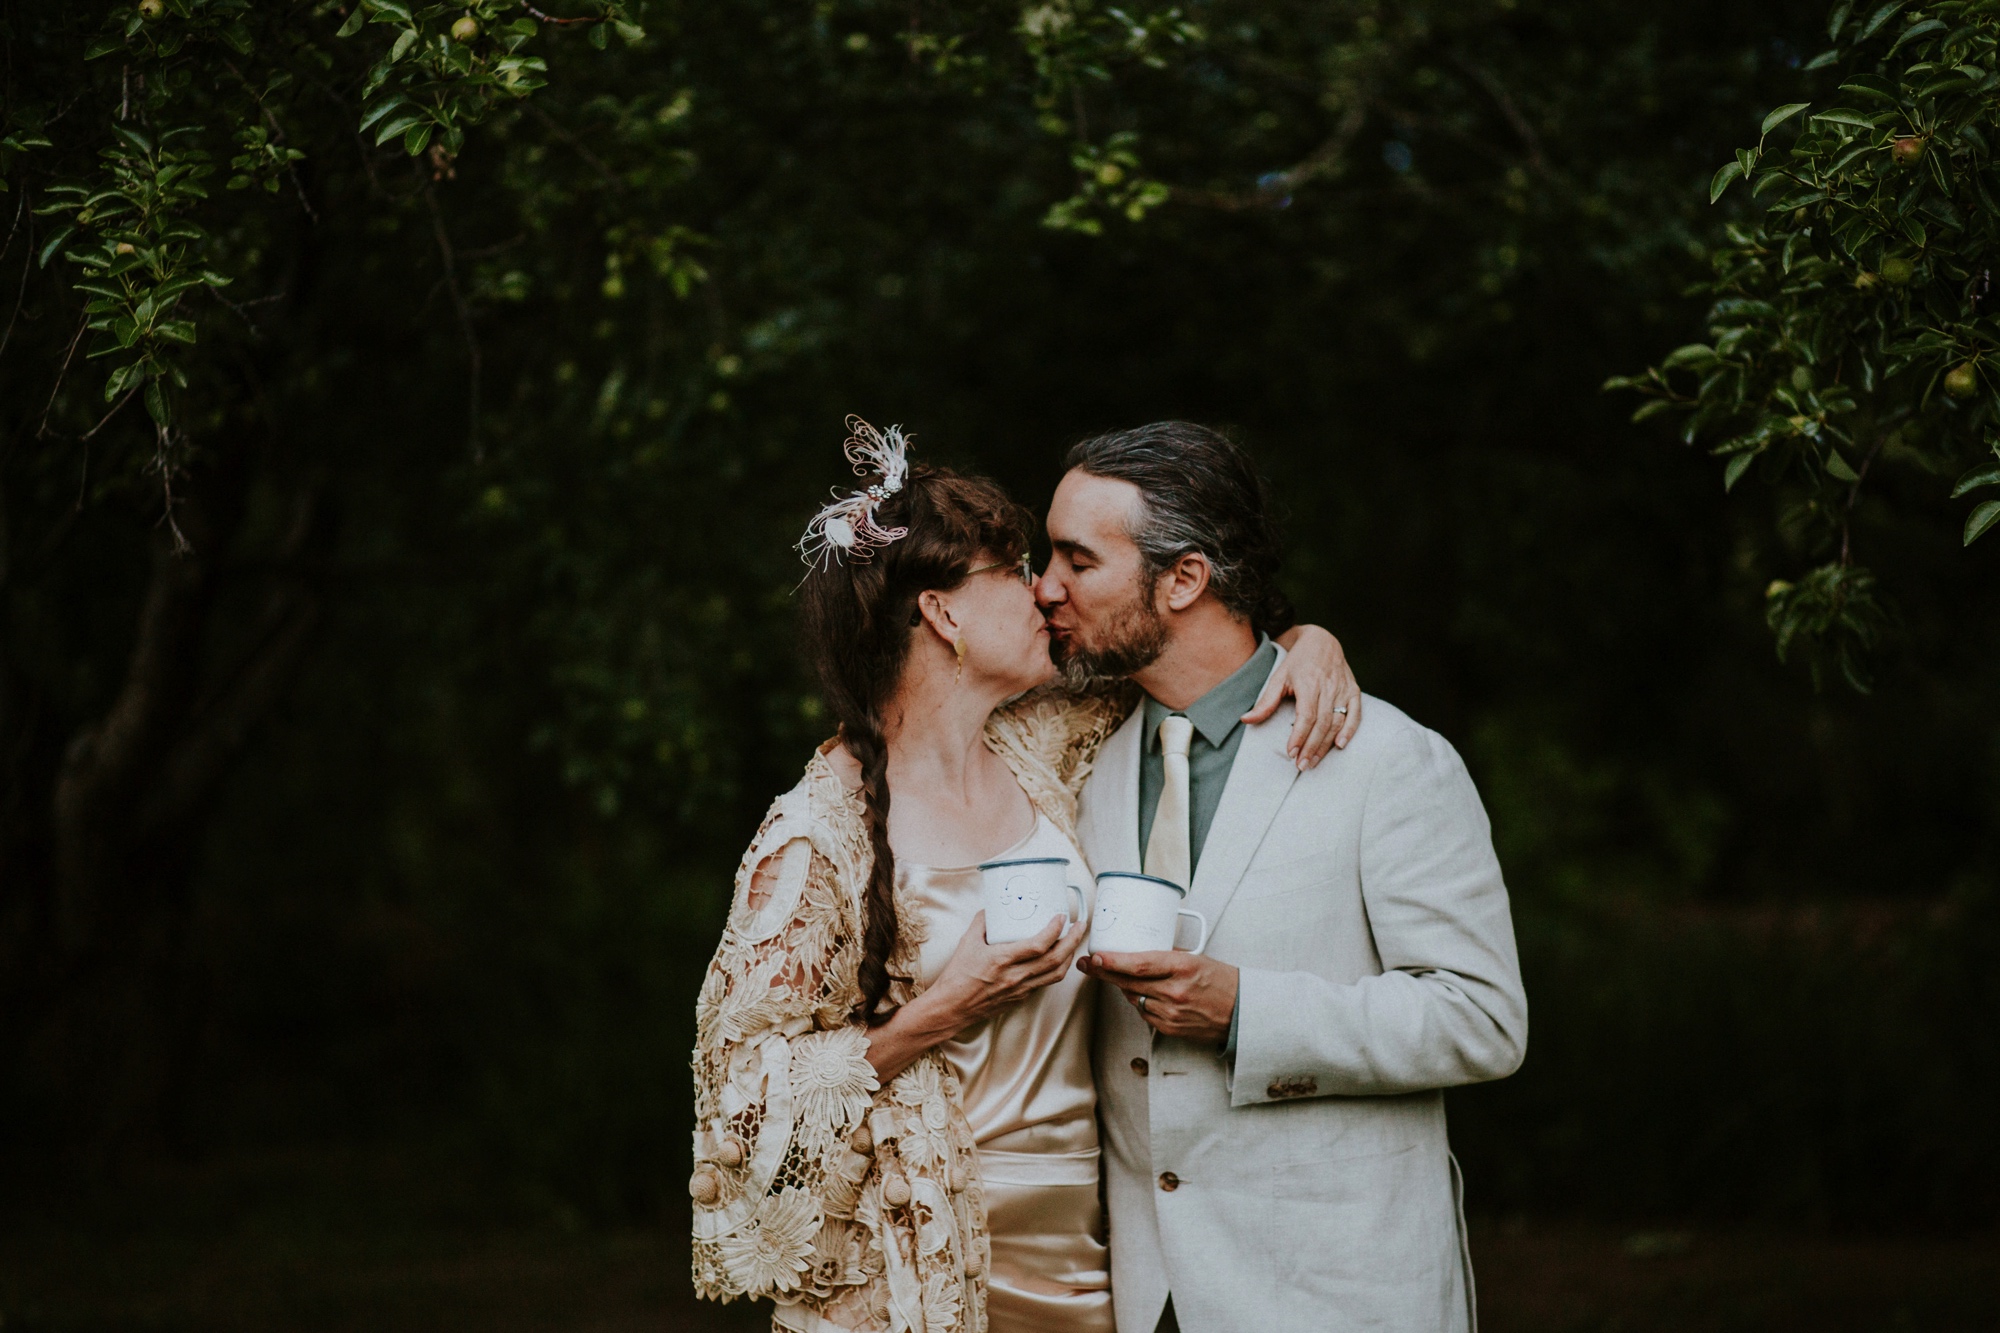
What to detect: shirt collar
<box><xmin>1144</xmin><ymin>637</ymin><xmax>1278</xmax><ymax>750</ymax></box>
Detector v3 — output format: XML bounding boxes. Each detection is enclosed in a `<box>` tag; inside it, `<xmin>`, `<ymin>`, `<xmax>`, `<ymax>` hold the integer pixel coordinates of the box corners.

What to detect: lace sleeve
<box><xmin>691</xmin><ymin>798</ymin><xmax>991</xmax><ymax>1332</ymax></box>
<box><xmin>691</xmin><ymin>809</ymin><xmax>883</xmax><ymax>1296</ymax></box>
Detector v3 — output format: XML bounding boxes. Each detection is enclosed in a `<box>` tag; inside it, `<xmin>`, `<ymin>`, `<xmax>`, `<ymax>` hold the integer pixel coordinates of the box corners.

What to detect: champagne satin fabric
<box><xmin>902</xmin><ymin>814</ymin><xmax>1114</xmax><ymax>1333</ymax></box>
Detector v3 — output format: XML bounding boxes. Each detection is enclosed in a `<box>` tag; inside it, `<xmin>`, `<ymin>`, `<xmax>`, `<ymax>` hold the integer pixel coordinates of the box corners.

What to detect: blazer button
<box><xmin>1157</xmin><ymin>1172</ymin><xmax>1180</xmax><ymax>1192</ymax></box>
<box><xmin>1130</xmin><ymin>1058</ymin><xmax>1149</xmax><ymax>1076</ymax></box>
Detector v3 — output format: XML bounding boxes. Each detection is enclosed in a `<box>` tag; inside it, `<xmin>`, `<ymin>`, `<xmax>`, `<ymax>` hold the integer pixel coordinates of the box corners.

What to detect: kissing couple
<box><xmin>692</xmin><ymin>419</ymin><xmax>1528</xmax><ymax>1333</ymax></box>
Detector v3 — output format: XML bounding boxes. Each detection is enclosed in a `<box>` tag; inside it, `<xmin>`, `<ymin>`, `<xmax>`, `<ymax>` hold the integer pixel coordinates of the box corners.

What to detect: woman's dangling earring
<box><xmin>953</xmin><ymin>637</ymin><xmax>966</xmax><ymax>684</ymax></box>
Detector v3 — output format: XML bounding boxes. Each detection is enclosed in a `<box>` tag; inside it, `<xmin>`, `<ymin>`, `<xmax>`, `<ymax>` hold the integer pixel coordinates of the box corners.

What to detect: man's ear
<box><xmin>1159</xmin><ymin>552</ymin><xmax>1213</xmax><ymax>613</ymax></box>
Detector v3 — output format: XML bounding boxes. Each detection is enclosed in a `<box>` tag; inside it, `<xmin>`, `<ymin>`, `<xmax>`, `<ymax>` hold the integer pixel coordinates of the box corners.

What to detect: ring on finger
<box><xmin>1333</xmin><ymin>706</ymin><xmax>1350</xmax><ymax>715</ymax></box>
<box><xmin>1136</xmin><ymin>995</ymin><xmax>1148</xmax><ymax>1013</ymax></box>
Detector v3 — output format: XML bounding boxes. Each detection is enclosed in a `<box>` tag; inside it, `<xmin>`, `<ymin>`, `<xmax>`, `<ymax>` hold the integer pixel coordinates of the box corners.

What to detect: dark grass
<box><xmin>1</xmin><ymin>1149</ymin><xmax>1994</xmax><ymax>1333</ymax></box>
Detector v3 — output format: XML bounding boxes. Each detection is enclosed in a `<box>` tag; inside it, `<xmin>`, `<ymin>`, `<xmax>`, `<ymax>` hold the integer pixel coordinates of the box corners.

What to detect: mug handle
<box><xmin>1174</xmin><ymin>907</ymin><xmax>1210</xmax><ymax>955</ymax></box>
<box><xmin>1066</xmin><ymin>885</ymin><xmax>1086</xmax><ymax>926</ymax></box>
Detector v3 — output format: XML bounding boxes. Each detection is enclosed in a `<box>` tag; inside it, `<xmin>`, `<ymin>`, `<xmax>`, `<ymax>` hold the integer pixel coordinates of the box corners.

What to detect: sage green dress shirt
<box><xmin>1137</xmin><ymin>637</ymin><xmax>1278</xmax><ymax>874</ymax></box>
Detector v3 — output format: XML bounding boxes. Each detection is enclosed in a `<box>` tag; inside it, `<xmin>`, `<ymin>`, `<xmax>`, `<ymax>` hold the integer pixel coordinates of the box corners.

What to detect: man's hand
<box><xmin>1081</xmin><ymin>949</ymin><xmax>1239</xmax><ymax>1043</ymax></box>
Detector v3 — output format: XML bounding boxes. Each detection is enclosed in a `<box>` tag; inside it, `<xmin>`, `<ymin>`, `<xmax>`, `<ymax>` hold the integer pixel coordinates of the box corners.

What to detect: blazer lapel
<box><xmin>1187</xmin><ymin>704</ymin><xmax>1300</xmax><ymax>932</ymax></box>
<box><xmin>1083</xmin><ymin>699</ymin><xmax>1146</xmax><ymax>876</ymax></box>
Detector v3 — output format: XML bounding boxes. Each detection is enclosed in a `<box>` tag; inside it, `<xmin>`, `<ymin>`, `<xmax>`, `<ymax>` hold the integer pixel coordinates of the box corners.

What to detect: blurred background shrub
<box><xmin>2</xmin><ymin>0</ymin><xmax>1995</xmax><ymax>1253</ymax></box>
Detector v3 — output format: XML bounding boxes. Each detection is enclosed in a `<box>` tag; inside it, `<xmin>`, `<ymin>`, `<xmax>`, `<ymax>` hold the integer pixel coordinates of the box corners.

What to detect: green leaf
<box><xmin>1810</xmin><ymin>108</ymin><xmax>1877</xmax><ymax>128</ymax></box>
<box><xmin>615</xmin><ymin>21</ymin><xmax>646</xmax><ymax>44</ymax></box>
<box><xmin>1825</xmin><ymin>450</ymin><xmax>1862</xmax><ymax>481</ymax></box>
<box><xmin>1927</xmin><ymin>146</ymin><xmax>1952</xmax><ymax>196</ymax></box>
<box><xmin>1631</xmin><ymin>399</ymin><xmax>1677</xmax><ymax>423</ymax></box>
<box><xmin>1888</xmin><ymin>17</ymin><xmax>1945</xmax><ymax>54</ymax></box>
<box><xmin>337</xmin><ymin>7</ymin><xmax>366</xmax><ymax>37</ymax></box>
<box><xmin>1710</xmin><ymin>160</ymin><xmax>1744</xmax><ymax>203</ymax></box>
<box><xmin>104</xmin><ymin>361</ymin><xmax>143</xmax><ymax>402</ymax></box>
<box><xmin>403</xmin><ymin>122</ymin><xmax>434</xmax><ymax>156</ymax></box>
<box><xmin>111</xmin><ymin>124</ymin><xmax>154</xmax><ymax>157</ymax></box>
<box><xmin>1724</xmin><ymin>452</ymin><xmax>1756</xmax><ymax>490</ymax></box>
<box><xmin>37</xmin><ymin>224</ymin><xmax>74</xmax><ymax>268</ymax></box>
<box><xmin>1762</xmin><ymin>102</ymin><xmax>1812</xmax><ymax>136</ymax></box>
<box><xmin>145</xmin><ymin>378</ymin><xmax>169</xmax><ymax>426</ymax></box>
<box><xmin>1829</xmin><ymin>0</ymin><xmax>1853</xmax><ymax>38</ymax></box>
<box><xmin>374</xmin><ymin>113</ymin><xmax>424</xmax><ymax>145</ymax></box>
<box><xmin>1950</xmin><ymin>463</ymin><xmax>2000</xmax><ymax>497</ymax></box>
<box><xmin>390</xmin><ymin>27</ymin><xmax>417</xmax><ymax>62</ymax></box>
<box><xmin>1804</xmin><ymin>50</ymin><xmax>1841</xmax><ymax>71</ymax></box>
<box><xmin>1965</xmin><ymin>499</ymin><xmax>2000</xmax><ymax>544</ymax></box>
<box><xmin>358</xmin><ymin>96</ymin><xmax>409</xmax><ymax>133</ymax></box>
<box><xmin>1839</xmin><ymin>73</ymin><xmax>1900</xmax><ymax>102</ymax></box>
<box><xmin>1859</xmin><ymin>1</ymin><xmax>1908</xmax><ymax>41</ymax></box>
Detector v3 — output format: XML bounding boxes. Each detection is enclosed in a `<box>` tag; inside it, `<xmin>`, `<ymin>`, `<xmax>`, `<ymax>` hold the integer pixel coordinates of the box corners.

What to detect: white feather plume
<box><xmin>797</xmin><ymin>416</ymin><xmax>913</xmax><ymax>568</ymax></box>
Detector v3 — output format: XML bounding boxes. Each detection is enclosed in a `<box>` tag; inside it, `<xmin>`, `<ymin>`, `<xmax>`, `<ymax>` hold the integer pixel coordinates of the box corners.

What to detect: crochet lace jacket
<box><xmin>690</xmin><ymin>684</ymin><xmax>1132</xmax><ymax>1333</ymax></box>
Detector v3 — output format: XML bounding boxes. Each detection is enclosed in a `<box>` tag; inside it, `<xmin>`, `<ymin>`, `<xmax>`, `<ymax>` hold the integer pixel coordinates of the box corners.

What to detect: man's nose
<box><xmin>1033</xmin><ymin>569</ymin><xmax>1062</xmax><ymax>606</ymax></box>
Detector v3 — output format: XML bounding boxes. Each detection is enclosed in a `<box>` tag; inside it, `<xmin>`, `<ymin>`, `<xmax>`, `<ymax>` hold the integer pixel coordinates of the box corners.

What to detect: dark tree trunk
<box><xmin>0</xmin><ymin>441</ymin><xmax>322</xmax><ymax>1165</ymax></box>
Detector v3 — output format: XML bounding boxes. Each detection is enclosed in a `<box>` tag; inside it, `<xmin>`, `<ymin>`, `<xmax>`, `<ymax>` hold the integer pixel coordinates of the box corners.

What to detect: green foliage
<box><xmin>346</xmin><ymin>0</ymin><xmax>640</xmax><ymax>160</ymax></box>
<box><xmin>38</xmin><ymin>124</ymin><xmax>226</xmax><ymax>462</ymax></box>
<box><xmin>6</xmin><ymin>0</ymin><xmax>1997</xmax><ymax>1235</ymax></box>
<box><xmin>1618</xmin><ymin>0</ymin><xmax>2000</xmax><ymax>685</ymax></box>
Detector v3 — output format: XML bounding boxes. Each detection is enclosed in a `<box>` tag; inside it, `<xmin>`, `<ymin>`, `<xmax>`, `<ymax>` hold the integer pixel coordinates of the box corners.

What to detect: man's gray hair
<box><xmin>1063</xmin><ymin>421</ymin><xmax>1295</xmax><ymax>635</ymax></box>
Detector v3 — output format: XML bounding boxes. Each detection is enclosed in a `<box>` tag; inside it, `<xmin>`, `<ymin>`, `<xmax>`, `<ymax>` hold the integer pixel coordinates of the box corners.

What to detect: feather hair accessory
<box><xmin>797</xmin><ymin>415</ymin><xmax>914</xmax><ymax>568</ymax></box>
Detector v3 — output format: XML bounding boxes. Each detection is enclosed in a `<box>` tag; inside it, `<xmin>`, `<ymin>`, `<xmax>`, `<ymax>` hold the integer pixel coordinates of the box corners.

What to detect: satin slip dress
<box><xmin>898</xmin><ymin>811</ymin><xmax>1115</xmax><ymax>1333</ymax></box>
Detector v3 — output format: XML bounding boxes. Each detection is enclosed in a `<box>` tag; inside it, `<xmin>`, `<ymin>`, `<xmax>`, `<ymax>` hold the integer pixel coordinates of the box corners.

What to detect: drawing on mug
<box><xmin>999</xmin><ymin>877</ymin><xmax>1039</xmax><ymax>919</ymax></box>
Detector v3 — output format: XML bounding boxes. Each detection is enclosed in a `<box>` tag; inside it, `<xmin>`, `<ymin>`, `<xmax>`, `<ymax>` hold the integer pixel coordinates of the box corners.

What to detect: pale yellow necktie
<box><xmin>1145</xmin><ymin>714</ymin><xmax>1194</xmax><ymax>889</ymax></box>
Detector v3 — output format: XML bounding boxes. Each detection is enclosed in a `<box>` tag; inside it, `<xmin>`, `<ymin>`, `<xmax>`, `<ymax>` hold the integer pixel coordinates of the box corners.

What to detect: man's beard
<box><xmin>1054</xmin><ymin>579</ymin><xmax>1168</xmax><ymax>690</ymax></box>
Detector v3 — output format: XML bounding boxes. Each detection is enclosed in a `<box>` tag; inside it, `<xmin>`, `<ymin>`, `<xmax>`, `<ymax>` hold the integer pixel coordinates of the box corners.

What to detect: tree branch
<box><xmin>50</xmin><ymin>536</ymin><xmax>211</xmax><ymax>943</ymax></box>
<box><xmin>140</xmin><ymin>589</ymin><xmax>318</xmax><ymax>839</ymax></box>
<box><xmin>1449</xmin><ymin>56</ymin><xmax>1552</xmax><ymax>179</ymax></box>
<box><xmin>1169</xmin><ymin>103</ymin><xmax>1368</xmax><ymax>212</ymax></box>
<box><xmin>421</xmin><ymin>178</ymin><xmax>483</xmax><ymax>461</ymax></box>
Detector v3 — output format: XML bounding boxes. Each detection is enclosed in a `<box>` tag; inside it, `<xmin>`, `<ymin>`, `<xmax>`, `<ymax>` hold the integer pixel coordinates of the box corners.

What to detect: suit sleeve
<box><xmin>1229</xmin><ymin>724</ymin><xmax>1527</xmax><ymax>1106</ymax></box>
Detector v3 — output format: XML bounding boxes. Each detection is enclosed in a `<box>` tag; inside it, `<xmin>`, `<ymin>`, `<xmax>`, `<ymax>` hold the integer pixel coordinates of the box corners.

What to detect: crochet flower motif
<box><xmin>716</xmin><ymin>952</ymin><xmax>794</xmax><ymax>1044</ymax></box>
<box><xmin>922</xmin><ymin>1269</ymin><xmax>963</xmax><ymax>1332</ymax></box>
<box><xmin>789</xmin><ymin>1027</ymin><xmax>879</xmax><ymax>1151</ymax></box>
<box><xmin>719</xmin><ymin>1187</ymin><xmax>821</xmax><ymax>1294</ymax></box>
<box><xmin>897</xmin><ymin>1111</ymin><xmax>950</xmax><ymax>1170</ymax></box>
<box><xmin>892</xmin><ymin>1055</ymin><xmax>946</xmax><ymax>1111</ymax></box>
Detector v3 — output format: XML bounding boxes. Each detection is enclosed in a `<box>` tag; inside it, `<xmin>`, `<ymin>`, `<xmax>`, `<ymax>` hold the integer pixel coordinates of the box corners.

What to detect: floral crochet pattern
<box><xmin>691</xmin><ymin>684</ymin><xmax>1132</xmax><ymax>1332</ymax></box>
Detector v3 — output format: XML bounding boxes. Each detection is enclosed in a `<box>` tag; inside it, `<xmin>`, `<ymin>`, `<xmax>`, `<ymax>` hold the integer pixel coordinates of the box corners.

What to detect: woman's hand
<box><xmin>1256</xmin><ymin>625</ymin><xmax>1362</xmax><ymax>768</ymax></box>
<box><xmin>865</xmin><ymin>911</ymin><xmax>1084</xmax><ymax>1082</ymax></box>
<box><xmin>927</xmin><ymin>911</ymin><xmax>1086</xmax><ymax>1027</ymax></box>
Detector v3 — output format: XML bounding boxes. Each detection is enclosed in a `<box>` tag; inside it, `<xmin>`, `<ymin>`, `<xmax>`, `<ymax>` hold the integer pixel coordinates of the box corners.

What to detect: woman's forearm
<box><xmin>865</xmin><ymin>989</ymin><xmax>964</xmax><ymax>1084</ymax></box>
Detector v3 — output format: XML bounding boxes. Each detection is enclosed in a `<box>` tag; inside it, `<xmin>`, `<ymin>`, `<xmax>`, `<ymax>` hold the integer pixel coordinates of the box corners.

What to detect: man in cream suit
<box><xmin>1037</xmin><ymin>422</ymin><xmax>1527</xmax><ymax>1333</ymax></box>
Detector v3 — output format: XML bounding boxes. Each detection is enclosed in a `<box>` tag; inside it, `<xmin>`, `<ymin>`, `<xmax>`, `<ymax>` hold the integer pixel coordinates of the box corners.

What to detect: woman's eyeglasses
<box><xmin>966</xmin><ymin>553</ymin><xmax>1034</xmax><ymax>586</ymax></box>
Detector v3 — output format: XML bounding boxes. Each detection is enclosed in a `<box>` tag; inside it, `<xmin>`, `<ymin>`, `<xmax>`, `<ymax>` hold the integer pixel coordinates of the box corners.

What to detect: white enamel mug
<box><xmin>977</xmin><ymin>856</ymin><xmax>1086</xmax><ymax>945</ymax></box>
<box><xmin>1089</xmin><ymin>871</ymin><xmax>1210</xmax><ymax>955</ymax></box>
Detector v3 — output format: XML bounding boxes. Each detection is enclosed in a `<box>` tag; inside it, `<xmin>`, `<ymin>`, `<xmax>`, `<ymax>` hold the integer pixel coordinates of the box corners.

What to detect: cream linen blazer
<box><xmin>1077</xmin><ymin>672</ymin><xmax>1527</xmax><ymax>1333</ymax></box>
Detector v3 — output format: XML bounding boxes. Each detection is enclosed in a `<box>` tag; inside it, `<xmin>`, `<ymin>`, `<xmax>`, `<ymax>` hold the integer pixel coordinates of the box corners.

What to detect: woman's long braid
<box><xmin>796</xmin><ymin>462</ymin><xmax>1033</xmax><ymax>1026</ymax></box>
<box><xmin>845</xmin><ymin>710</ymin><xmax>900</xmax><ymax>1021</ymax></box>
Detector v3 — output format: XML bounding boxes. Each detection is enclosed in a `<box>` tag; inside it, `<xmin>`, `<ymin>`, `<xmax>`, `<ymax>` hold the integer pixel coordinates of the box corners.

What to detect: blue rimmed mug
<box><xmin>1089</xmin><ymin>871</ymin><xmax>1210</xmax><ymax>955</ymax></box>
<box><xmin>976</xmin><ymin>856</ymin><xmax>1086</xmax><ymax>945</ymax></box>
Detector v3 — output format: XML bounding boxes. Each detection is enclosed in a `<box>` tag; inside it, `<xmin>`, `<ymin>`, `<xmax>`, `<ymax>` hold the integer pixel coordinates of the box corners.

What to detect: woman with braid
<box><xmin>690</xmin><ymin>420</ymin><xmax>1358</xmax><ymax>1333</ymax></box>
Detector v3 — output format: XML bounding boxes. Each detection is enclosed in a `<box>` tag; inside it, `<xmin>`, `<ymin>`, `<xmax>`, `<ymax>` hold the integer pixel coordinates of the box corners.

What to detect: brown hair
<box><xmin>798</xmin><ymin>463</ymin><xmax>1032</xmax><ymax>1022</ymax></box>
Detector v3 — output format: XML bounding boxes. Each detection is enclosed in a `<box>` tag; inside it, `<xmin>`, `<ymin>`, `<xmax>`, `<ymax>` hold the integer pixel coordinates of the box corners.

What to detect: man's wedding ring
<box><xmin>1137</xmin><ymin>995</ymin><xmax>1148</xmax><ymax>1013</ymax></box>
<box><xmin>1334</xmin><ymin>706</ymin><xmax>1350</xmax><ymax>715</ymax></box>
